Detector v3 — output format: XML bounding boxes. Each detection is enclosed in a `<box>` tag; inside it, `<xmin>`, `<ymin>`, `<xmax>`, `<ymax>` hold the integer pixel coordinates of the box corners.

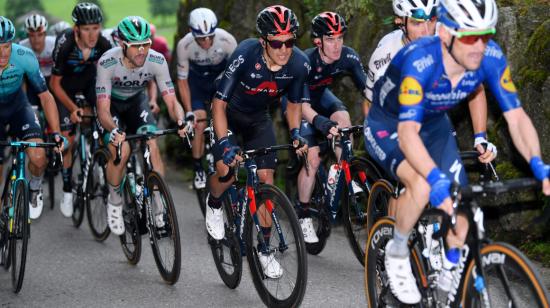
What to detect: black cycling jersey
<box><xmin>214</xmin><ymin>38</ymin><xmax>311</xmax><ymax>113</ymax></box>
<box><xmin>305</xmin><ymin>45</ymin><xmax>367</xmax><ymax>101</ymax></box>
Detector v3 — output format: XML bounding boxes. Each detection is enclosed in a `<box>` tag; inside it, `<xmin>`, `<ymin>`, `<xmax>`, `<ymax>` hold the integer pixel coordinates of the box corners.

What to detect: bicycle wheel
<box><xmin>86</xmin><ymin>149</ymin><xmax>110</xmax><ymax>241</ymax></box>
<box><xmin>245</xmin><ymin>184</ymin><xmax>307</xmax><ymax>308</ymax></box>
<box><xmin>46</xmin><ymin>167</ymin><xmax>56</xmax><ymax>210</ymax></box>
<box><xmin>71</xmin><ymin>147</ymin><xmax>85</xmax><ymax>227</ymax></box>
<box><xmin>11</xmin><ymin>180</ymin><xmax>29</xmax><ymax>293</ymax></box>
<box><xmin>146</xmin><ymin>171</ymin><xmax>181</xmax><ymax>284</ymax></box>
<box><xmin>209</xmin><ymin>192</ymin><xmax>242</xmax><ymax>289</ymax></box>
<box><xmin>342</xmin><ymin>157</ymin><xmax>381</xmax><ymax>266</ymax></box>
<box><xmin>119</xmin><ymin>177</ymin><xmax>142</xmax><ymax>265</ymax></box>
<box><xmin>366</xmin><ymin>179</ymin><xmax>395</xmax><ymax>238</ymax></box>
<box><xmin>195</xmin><ymin>186</ymin><xmax>207</xmax><ymax>218</ymax></box>
<box><xmin>304</xmin><ymin>172</ymin><xmax>331</xmax><ymax>255</ymax></box>
<box><xmin>461</xmin><ymin>242</ymin><xmax>550</xmax><ymax>307</ymax></box>
<box><xmin>1</xmin><ymin>180</ymin><xmax>13</xmax><ymax>270</ymax></box>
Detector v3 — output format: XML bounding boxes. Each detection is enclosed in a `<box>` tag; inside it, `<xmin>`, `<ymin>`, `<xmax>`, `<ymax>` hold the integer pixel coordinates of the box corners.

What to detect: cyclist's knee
<box><xmin>28</xmin><ymin>148</ymin><xmax>47</xmax><ymax>170</ymax></box>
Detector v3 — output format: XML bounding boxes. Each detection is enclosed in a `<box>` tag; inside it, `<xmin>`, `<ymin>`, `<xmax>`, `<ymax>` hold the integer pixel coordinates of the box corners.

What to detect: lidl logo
<box><xmin>500</xmin><ymin>66</ymin><xmax>517</xmax><ymax>93</ymax></box>
<box><xmin>399</xmin><ymin>77</ymin><xmax>423</xmax><ymax>105</ymax></box>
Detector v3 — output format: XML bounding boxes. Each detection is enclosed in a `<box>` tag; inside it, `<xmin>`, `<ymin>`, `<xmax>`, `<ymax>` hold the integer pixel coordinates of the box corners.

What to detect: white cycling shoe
<box><xmin>205</xmin><ymin>195</ymin><xmax>225</xmax><ymax>240</ymax></box>
<box><xmin>29</xmin><ymin>188</ymin><xmax>44</xmax><ymax>220</ymax></box>
<box><xmin>259</xmin><ymin>252</ymin><xmax>283</xmax><ymax>279</ymax></box>
<box><xmin>384</xmin><ymin>239</ymin><xmax>421</xmax><ymax>304</ymax></box>
<box><xmin>194</xmin><ymin>170</ymin><xmax>206</xmax><ymax>189</ymax></box>
<box><xmin>60</xmin><ymin>192</ymin><xmax>73</xmax><ymax>218</ymax></box>
<box><xmin>107</xmin><ymin>202</ymin><xmax>125</xmax><ymax>235</ymax></box>
<box><xmin>299</xmin><ymin>217</ymin><xmax>319</xmax><ymax>243</ymax></box>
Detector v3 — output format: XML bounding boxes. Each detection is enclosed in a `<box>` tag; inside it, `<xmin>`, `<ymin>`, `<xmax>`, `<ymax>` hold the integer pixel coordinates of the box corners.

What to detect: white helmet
<box><xmin>189</xmin><ymin>8</ymin><xmax>217</xmax><ymax>37</ymax></box>
<box><xmin>393</xmin><ymin>0</ymin><xmax>439</xmax><ymax>19</ymax></box>
<box><xmin>51</xmin><ymin>21</ymin><xmax>71</xmax><ymax>36</ymax></box>
<box><xmin>438</xmin><ymin>0</ymin><xmax>498</xmax><ymax>30</ymax></box>
<box><xmin>25</xmin><ymin>14</ymin><xmax>48</xmax><ymax>32</ymax></box>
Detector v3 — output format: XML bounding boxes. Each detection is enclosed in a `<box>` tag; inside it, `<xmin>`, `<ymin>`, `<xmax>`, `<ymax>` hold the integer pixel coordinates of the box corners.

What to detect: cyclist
<box><xmin>176</xmin><ymin>7</ymin><xmax>237</xmax><ymax>192</ymax></box>
<box><xmin>96</xmin><ymin>16</ymin><xmax>186</xmax><ymax>235</ymax></box>
<box><xmin>50</xmin><ymin>21</ymin><xmax>71</xmax><ymax>38</ymax></box>
<box><xmin>293</xmin><ymin>12</ymin><xmax>370</xmax><ymax>243</ymax></box>
<box><xmin>0</xmin><ymin>16</ymin><xmax>66</xmax><ymax>219</ymax></box>
<box><xmin>364</xmin><ymin>0</ymin><xmax>550</xmax><ymax>304</ymax></box>
<box><xmin>50</xmin><ymin>2</ymin><xmax>111</xmax><ymax>218</ymax></box>
<box><xmin>207</xmin><ymin>5</ymin><xmax>309</xmax><ymax>278</ymax></box>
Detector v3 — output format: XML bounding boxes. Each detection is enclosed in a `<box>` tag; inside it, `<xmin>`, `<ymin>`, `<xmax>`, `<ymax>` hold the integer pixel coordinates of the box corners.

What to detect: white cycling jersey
<box><xmin>101</xmin><ymin>28</ymin><xmax>119</xmax><ymax>47</ymax></box>
<box><xmin>95</xmin><ymin>47</ymin><xmax>175</xmax><ymax>101</ymax></box>
<box><xmin>176</xmin><ymin>28</ymin><xmax>237</xmax><ymax>80</ymax></box>
<box><xmin>19</xmin><ymin>35</ymin><xmax>56</xmax><ymax>77</ymax></box>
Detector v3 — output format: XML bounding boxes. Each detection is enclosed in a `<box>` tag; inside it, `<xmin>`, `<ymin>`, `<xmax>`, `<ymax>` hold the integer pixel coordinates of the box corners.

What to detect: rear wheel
<box><xmin>71</xmin><ymin>147</ymin><xmax>85</xmax><ymax>227</ymax></box>
<box><xmin>1</xmin><ymin>179</ymin><xmax>13</xmax><ymax>270</ymax></box>
<box><xmin>342</xmin><ymin>157</ymin><xmax>381</xmax><ymax>266</ymax></box>
<box><xmin>11</xmin><ymin>181</ymin><xmax>29</xmax><ymax>293</ymax></box>
<box><xmin>119</xmin><ymin>177</ymin><xmax>142</xmax><ymax>265</ymax></box>
<box><xmin>304</xmin><ymin>172</ymin><xmax>331</xmax><ymax>255</ymax></box>
<box><xmin>366</xmin><ymin>179</ymin><xmax>395</xmax><ymax>236</ymax></box>
<box><xmin>86</xmin><ymin>149</ymin><xmax>110</xmax><ymax>241</ymax></box>
<box><xmin>147</xmin><ymin>171</ymin><xmax>181</xmax><ymax>284</ymax></box>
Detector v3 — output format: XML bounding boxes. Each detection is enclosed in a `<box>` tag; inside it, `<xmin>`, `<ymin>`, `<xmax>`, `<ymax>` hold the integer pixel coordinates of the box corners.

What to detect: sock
<box><xmin>389</xmin><ymin>229</ymin><xmax>410</xmax><ymax>257</ymax></box>
<box><xmin>108</xmin><ymin>184</ymin><xmax>122</xmax><ymax>206</ymax></box>
<box><xmin>298</xmin><ymin>202</ymin><xmax>309</xmax><ymax>219</ymax></box>
<box><xmin>207</xmin><ymin>194</ymin><xmax>222</xmax><ymax>209</ymax></box>
<box><xmin>258</xmin><ymin>226</ymin><xmax>272</xmax><ymax>254</ymax></box>
<box><xmin>30</xmin><ymin>174</ymin><xmax>43</xmax><ymax>191</ymax></box>
<box><xmin>193</xmin><ymin>158</ymin><xmax>203</xmax><ymax>172</ymax></box>
<box><xmin>62</xmin><ymin>167</ymin><xmax>72</xmax><ymax>192</ymax></box>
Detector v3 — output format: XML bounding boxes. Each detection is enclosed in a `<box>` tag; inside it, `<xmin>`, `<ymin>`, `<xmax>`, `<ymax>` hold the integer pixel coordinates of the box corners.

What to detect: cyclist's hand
<box><xmin>290</xmin><ymin>128</ymin><xmax>308</xmax><ymax>156</ymax></box>
<box><xmin>530</xmin><ymin>156</ymin><xmax>550</xmax><ymax>195</ymax></box>
<box><xmin>427</xmin><ymin>167</ymin><xmax>452</xmax><ymax>210</ymax></box>
<box><xmin>52</xmin><ymin>132</ymin><xmax>68</xmax><ymax>153</ymax></box>
<box><xmin>474</xmin><ymin>133</ymin><xmax>497</xmax><ymax>163</ymax></box>
<box><xmin>109</xmin><ymin>127</ymin><xmax>125</xmax><ymax>145</ymax></box>
<box><xmin>149</xmin><ymin>101</ymin><xmax>160</xmax><ymax>114</ymax></box>
<box><xmin>312</xmin><ymin>115</ymin><xmax>338</xmax><ymax>139</ymax></box>
<box><xmin>185</xmin><ymin>111</ymin><xmax>196</xmax><ymax>133</ymax></box>
<box><xmin>219</xmin><ymin>137</ymin><xmax>241</xmax><ymax>166</ymax></box>
<box><xmin>176</xmin><ymin>119</ymin><xmax>189</xmax><ymax>138</ymax></box>
<box><xmin>70</xmin><ymin>108</ymin><xmax>83</xmax><ymax>124</ymax></box>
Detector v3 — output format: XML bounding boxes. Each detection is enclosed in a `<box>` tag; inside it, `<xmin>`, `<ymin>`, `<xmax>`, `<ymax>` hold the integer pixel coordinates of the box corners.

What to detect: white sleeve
<box><xmin>176</xmin><ymin>37</ymin><xmax>190</xmax><ymax>80</ymax></box>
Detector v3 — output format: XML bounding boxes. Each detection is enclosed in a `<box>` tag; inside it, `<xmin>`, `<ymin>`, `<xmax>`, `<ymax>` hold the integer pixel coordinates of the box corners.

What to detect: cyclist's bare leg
<box><xmin>61</xmin><ymin>131</ymin><xmax>75</xmax><ymax>173</ymax></box>
<box><xmin>208</xmin><ymin>160</ymin><xmax>235</xmax><ymax>198</ymax></box>
<box><xmin>26</xmin><ymin>137</ymin><xmax>47</xmax><ymax>176</ymax></box>
<box><xmin>147</xmin><ymin>138</ymin><xmax>164</xmax><ymax>176</ymax></box>
<box><xmin>106</xmin><ymin>142</ymin><xmax>130</xmax><ymax>186</ymax></box>
<box><xmin>330</xmin><ymin>110</ymin><xmax>352</xmax><ymax>159</ymax></box>
<box><xmin>297</xmin><ymin>145</ymin><xmax>321</xmax><ymax>204</ymax></box>
<box><xmin>192</xmin><ymin>109</ymin><xmax>207</xmax><ymax>160</ymax></box>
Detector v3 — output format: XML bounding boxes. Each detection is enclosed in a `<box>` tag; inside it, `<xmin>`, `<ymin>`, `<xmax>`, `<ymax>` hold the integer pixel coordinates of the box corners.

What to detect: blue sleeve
<box><xmin>286</xmin><ymin>52</ymin><xmax>310</xmax><ymax>103</ymax></box>
<box><xmin>23</xmin><ymin>49</ymin><xmax>48</xmax><ymax>94</ymax></box>
<box><xmin>214</xmin><ymin>40</ymin><xmax>249</xmax><ymax>102</ymax></box>
<box><xmin>344</xmin><ymin>47</ymin><xmax>368</xmax><ymax>98</ymax></box>
<box><xmin>481</xmin><ymin>41</ymin><xmax>521</xmax><ymax>112</ymax></box>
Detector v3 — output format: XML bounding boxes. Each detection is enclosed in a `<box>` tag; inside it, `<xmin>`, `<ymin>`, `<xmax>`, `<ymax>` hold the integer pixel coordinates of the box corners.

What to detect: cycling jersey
<box><xmin>365</xmin><ymin>29</ymin><xmax>406</xmax><ymax>102</ymax></box>
<box><xmin>101</xmin><ymin>28</ymin><xmax>119</xmax><ymax>47</ymax></box>
<box><xmin>176</xmin><ymin>28</ymin><xmax>237</xmax><ymax>110</ymax></box>
<box><xmin>95</xmin><ymin>47</ymin><xmax>175</xmax><ymax>101</ymax></box>
<box><xmin>19</xmin><ymin>35</ymin><xmax>56</xmax><ymax>77</ymax></box>
<box><xmin>215</xmin><ymin>38</ymin><xmax>310</xmax><ymax>113</ymax></box>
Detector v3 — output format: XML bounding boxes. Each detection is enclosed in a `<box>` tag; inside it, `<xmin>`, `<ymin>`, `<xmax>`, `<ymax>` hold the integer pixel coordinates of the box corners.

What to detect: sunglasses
<box><xmin>265</xmin><ymin>38</ymin><xmax>295</xmax><ymax>49</ymax></box>
<box><xmin>410</xmin><ymin>8</ymin><xmax>437</xmax><ymax>21</ymax></box>
<box><xmin>448</xmin><ymin>28</ymin><xmax>496</xmax><ymax>45</ymax></box>
<box><xmin>195</xmin><ymin>34</ymin><xmax>215</xmax><ymax>42</ymax></box>
<box><xmin>123</xmin><ymin>40</ymin><xmax>152</xmax><ymax>49</ymax></box>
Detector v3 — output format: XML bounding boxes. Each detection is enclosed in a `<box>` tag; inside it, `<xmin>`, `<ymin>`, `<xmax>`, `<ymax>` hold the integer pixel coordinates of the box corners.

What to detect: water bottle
<box><xmin>327</xmin><ymin>163</ymin><xmax>340</xmax><ymax>195</ymax></box>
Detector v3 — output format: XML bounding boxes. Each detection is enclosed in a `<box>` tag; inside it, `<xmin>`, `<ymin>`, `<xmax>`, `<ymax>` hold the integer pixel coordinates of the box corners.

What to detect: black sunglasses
<box><xmin>265</xmin><ymin>38</ymin><xmax>295</xmax><ymax>49</ymax></box>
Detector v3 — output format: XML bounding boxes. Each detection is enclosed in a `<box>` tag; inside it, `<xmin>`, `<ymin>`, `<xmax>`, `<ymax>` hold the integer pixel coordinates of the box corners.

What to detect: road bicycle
<box><xmin>0</xmin><ymin>140</ymin><xmax>59</xmax><ymax>293</ymax></box>
<box><xmin>208</xmin><ymin>144</ymin><xmax>308</xmax><ymax>308</ymax></box>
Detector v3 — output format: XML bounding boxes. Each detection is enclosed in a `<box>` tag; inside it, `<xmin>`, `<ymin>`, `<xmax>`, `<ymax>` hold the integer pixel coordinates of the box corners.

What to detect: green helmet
<box><xmin>117</xmin><ymin>16</ymin><xmax>151</xmax><ymax>43</ymax></box>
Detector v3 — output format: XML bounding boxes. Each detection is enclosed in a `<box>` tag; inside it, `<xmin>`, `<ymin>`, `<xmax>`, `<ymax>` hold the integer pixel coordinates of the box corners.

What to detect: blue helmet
<box><xmin>0</xmin><ymin>16</ymin><xmax>15</xmax><ymax>43</ymax></box>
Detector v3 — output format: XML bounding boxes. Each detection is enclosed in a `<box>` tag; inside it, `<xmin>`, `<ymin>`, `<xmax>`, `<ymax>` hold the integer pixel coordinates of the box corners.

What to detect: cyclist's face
<box><xmin>264</xmin><ymin>33</ymin><xmax>294</xmax><ymax>66</ymax></box>
<box><xmin>194</xmin><ymin>34</ymin><xmax>214</xmax><ymax>50</ymax></box>
<box><xmin>27</xmin><ymin>30</ymin><xmax>46</xmax><ymax>52</ymax></box>
<box><xmin>124</xmin><ymin>41</ymin><xmax>151</xmax><ymax>67</ymax></box>
<box><xmin>453</xmin><ymin>30</ymin><xmax>488</xmax><ymax>70</ymax></box>
<box><xmin>405</xmin><ymin>18</ymin><xmax>437</xmax><ymax>41</ymax></box>
<box><xmin>76</xmin><ymin>24</ymin><xmax>101</xmax><ymax>48</ymax></box>
<box><xmin>0</xmin><ymin>42</ymin><xmax>11</xmax><ymax>68</ymax></box>
<box><xmin>319</xmin><ymin>34</ymin><xmax>344</xmax><ymax>62</ymax></box>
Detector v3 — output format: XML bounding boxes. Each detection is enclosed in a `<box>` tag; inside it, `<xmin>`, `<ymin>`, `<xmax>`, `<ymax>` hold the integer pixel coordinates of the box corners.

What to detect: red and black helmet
<box><xmin>256</xmin><ymin>5</ymin><xmax>299</xmax><ymax>37</ymax></box>
<box><xmin>311</xmin><ymin>12</ymin><xmax>347</xmax><ymax>38</ymax></box>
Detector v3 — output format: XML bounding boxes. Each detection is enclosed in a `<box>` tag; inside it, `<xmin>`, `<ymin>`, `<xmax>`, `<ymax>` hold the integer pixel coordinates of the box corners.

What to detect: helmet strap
<box><xmin>400</xmin><ymin>17</ymin><xmax>412</xmax><ymax>44</ymax></box>
<box><xmin>444</xmin><ymin>35</ymin><xmax>463</xmax><ymax>67</ymax></box>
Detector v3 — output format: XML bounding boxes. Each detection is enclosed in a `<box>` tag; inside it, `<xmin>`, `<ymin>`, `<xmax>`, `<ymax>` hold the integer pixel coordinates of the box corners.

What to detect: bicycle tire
<box><xmin>342</xmin><ymin>157</ymin><xmax>381</xmax><ymax>266</ymax></box>
<box><xmin>11</xmin><ymin>180</ymin><xmax>29</xmax><ymax>293</ymax></box>
<box><xmin>304</xmin><ymin>171</ymin><xmax>331</xmax><ymax>255</ymax></box>
<box><xmin>1</xmin><ymin>179</ymin><xmax>13</xmax><ymax>270</ymax></box>
<box><xmin>119</xmin><ymin>177</ymin><xmax>142</xmax><ymax>265</ymax></box>
<box><xmin>86</xmin><ymin>149</ymin><xmax>110</xmax><ymax>241</ymax></box>
<box><xmin>71</xmin><ymin>147</ymin><xmax>85</xmax><ymax>227</ymax></box>
<box><xmin>366</xmin><ymin>179</ymin><xmax>395</xmax><ymax>238</ymax></box>
<box><xmin>245</xmin><ymin>184</ymin><xmax>307</xmax><ymax>308</ymax></box>
<box><xmin>195</xmin><ymin>186</ymin><xmax>207</xmax><ymax>218</ymax></box>
<box><xmin>146</xmin><ymin>171</ymin><xmax>181</xmax><ymax>284</ymax></box>
<box><xmin>47</xmin><ymin>168</ymin><xmax>55</xmax><ymax>210</ymax></box>
<box><xmin>209</xmin><ymin>192</ymin><xmax>242</xmax><ymax>289</ymax></box>
<box><xmin>461</xmin><ymin>242</ymin><xmax>550</xmax><ymax>307</ymax></box>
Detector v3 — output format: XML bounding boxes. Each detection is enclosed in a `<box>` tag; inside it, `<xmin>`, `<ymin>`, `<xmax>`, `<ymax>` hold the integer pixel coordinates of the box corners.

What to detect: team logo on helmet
<box><xmin>399</xmin><ymin>77</ymin><xmax>423</xmax><ymax>105</ymax></box>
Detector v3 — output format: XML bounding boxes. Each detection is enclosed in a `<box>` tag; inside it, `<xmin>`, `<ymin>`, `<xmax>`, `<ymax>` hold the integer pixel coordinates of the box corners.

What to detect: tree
<box><xmin>149</xmin><ymin>0</ymin><xmax>178</xmax><ymax>26</ymax></box>
<box><xmin>4</xmin><ymin>0</ymin><xmax>44</xmax><ymax>21</ymax></box>
<box><xmin>76</xmin><ymin>0</ymin><xmax>107</xmax><ymax>25</ymax></box>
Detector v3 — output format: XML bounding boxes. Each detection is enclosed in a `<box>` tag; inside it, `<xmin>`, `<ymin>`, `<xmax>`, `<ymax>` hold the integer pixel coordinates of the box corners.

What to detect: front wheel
<box><xmin>71</xmin><ymin>149</ymin><xmax>85</xmax><ymax>227</ymax></box>
<box><xmin>11</xmin><ymin>181</ymin><xmax>29</xmax><ymax>293</ymax></box>
<box><xmin>342</xmin><ymin>157</ymin><xmax>381</xmax><ymax>266</ymax></box>
<box><xmin>119</xmin><ymin>177</ymin><xmax>142</xmax><ymax>265</ymax></box>
<box><xmin>245</xmin><ymin>184</ymin><xmax>307</xmax><ymax>308</ymax></box>
<box><xmin>461</xmin><ymin>242</ymin><xmax>550</xmax><ymax>307</ymax></box>
<box><xmin>86</xmin><ymin>149</ymin><xmax>110</xmax><ymax>241</ymax></box>
<box><xmin>304</xmin><ymin>171</ymin><xmax>331</xmax><ymax>255</ymax></box>
<box><xmin>146</xmin><ymin>171</ymin><xmax>181</xmax><ymax>284</ymax></box>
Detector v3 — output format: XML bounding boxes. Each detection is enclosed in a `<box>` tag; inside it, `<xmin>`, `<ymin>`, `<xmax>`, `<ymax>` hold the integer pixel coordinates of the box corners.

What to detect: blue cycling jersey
<box><xmin>370</xmin><ymin>36</ymin><xmax>520</xmax><ymax>123</ymax></box>
<box><xmin>0</xmin><ymin>43</ymin><xmax>47</xmax><ymax>104</ymax></box>
<box><xmin>214</xmin><ymin>38</ymin><xmax>311</xmax><ymax>113</ymax></box>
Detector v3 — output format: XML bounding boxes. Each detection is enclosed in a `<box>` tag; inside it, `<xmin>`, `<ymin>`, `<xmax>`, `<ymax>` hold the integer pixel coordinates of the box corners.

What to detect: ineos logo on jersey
<box><xmin>224</xmin><ymin>55</ymin><xmax>244</xmax><ymax>78</ymax></box>
<box><xmin>412</xmin><ymin>54</ymin><xmax>434</xmax><ymax>73</ymax></box>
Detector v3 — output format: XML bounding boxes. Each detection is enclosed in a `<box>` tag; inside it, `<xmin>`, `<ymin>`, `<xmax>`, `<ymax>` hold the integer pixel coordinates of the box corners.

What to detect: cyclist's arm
<box><xmin>363</xmin><ymin>98</ymin><xmax>372</xmax><ymax>117</ymax></box>
<box><xmin>176</xmin><ymin>79</ymin><xmax>192</xmax><ymax>113</ymax></box>
<box><xmin>50</xmin><ymin>36</ymin><xmax>77</xmax><ymax>113</ymax></box>
<box><xmin>38</xmin><ymin>91</ymin><xmax>61</xmax><ymax>133</ymax></box>
<box><xmin>285</xmin><ymin>100</ymin><xmax>302</xmax><ymax>132</ymax></box>
<box><xmin>49</xmin><ymin>75</ymin><xmax>77</xmax><ymax>113</ymax></box>
<box><xmin>504</xmin><ymin>108</ymin><xmax>543</xmax><ymax>164</ymax></box>
<box><xmin>162</xmin><ymin>93</ymin><xmax>184</xmax><ymax>123</ymax></box>
<box><xmin>154</xmin><ymin>52</ymin><xmax>183</xmax><ymax>122</ymax></box>
<box><xmin>147</xmin><ymin>79</ymin><xmax>158</xmax><ymax>104</ymax></box>
<box><xmin>212</xmin><ymin>97</ymin><xmax>229</xmax><ymax>140</ymax></box>
<box><xmin>301</xmin><ymin>102</ymin><xmax>317</xmax><ymax>124</ymax></box>
<box><xmin>96</xmin><ymin>54</ymin><xmax>116</xmax><ymax>131</ymax></box>
<box><xmin>96</xmin><ymin>97</ymin><xmax>116</xmax><ymax>132</ymax></box>
<box><xmin>468</xmin><ymin>84</ymin><xmax>488</xmax><ymax>135</ymax></box>
<box><xmin>176</xmin><ymin>37</ymin><xmax>192</xmax><ymax>113</ymax></box>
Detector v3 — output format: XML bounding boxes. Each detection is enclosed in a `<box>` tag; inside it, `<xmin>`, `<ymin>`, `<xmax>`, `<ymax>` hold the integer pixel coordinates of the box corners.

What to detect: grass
<box><xmin>1</xmin><ymin>0</ymin><xmax>178</xmax><ymax>48</ymax></box>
